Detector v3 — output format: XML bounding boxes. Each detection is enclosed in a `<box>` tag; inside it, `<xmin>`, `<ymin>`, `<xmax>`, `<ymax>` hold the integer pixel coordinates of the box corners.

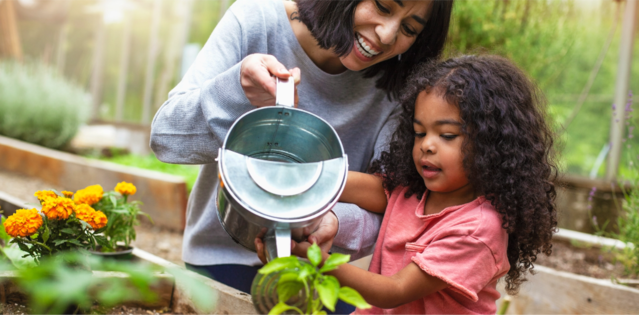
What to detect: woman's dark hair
<box><xmin>370</xmin><ymin>55</ymin><xmax>558</xmax><ymax>294</ymax></box>
<box><xmin>296</xmin><ymin>0</ymin><xmax>453</xmax><ymax>100</ymax></box>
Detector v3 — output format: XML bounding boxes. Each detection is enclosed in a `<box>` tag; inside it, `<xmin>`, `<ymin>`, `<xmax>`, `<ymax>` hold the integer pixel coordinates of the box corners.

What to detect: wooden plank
<box><xmin>133</xmin><ymin>248</ymin><xmax>258</xmax><ymax>314</ymax></box>
<box><xmin>0</xmin><ymin>135</ymin><xmax>188</xmax><ymax>231</ymax></box>
<box><xmin>0</xmin><ymin>0</ymin><xmax>23</xmax><ymax>60</ymax></box>
<box><xmin>498</xmin><ymin>262</ymin><xmax>639</xmax><ymax>314</ymax></box>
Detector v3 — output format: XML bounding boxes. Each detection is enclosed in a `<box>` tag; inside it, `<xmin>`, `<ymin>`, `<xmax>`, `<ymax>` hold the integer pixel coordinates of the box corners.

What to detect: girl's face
<box><xmin>340</xmin><ymin>0</ymin><xmax>432</xmax><ymax>71</ymax></box>
<box><xmin>412</xmin><ymin>91</ymin><xmax>472</xmax><ymax>196</ymax></box>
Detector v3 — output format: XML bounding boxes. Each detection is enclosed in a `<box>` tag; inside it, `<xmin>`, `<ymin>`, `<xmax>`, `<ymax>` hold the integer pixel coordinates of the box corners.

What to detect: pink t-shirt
<box><xmin>356</xmin><ymin>186</ymin><xmax>510</xmax><ymax>314</ymax></box>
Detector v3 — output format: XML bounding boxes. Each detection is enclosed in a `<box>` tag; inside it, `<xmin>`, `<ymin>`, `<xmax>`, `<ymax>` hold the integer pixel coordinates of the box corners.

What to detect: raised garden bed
<box><xmin>0</xmin><ymin>135</ymin><xmax>187</xmax><ymax>231</ymax></box>
<box><xmin>496</xmin><ymin>229</ymin><xmax>639</xmax><ymax>314</ymax></box>
<box><xmin>0</xmin><ymin>248</ymin><xmax>256</xmax><ymax>315</ymax></box>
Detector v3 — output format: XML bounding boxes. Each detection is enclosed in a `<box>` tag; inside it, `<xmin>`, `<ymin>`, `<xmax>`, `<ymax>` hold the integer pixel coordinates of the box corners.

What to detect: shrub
<box><xmin>0</xmin><ymin>61</ymin><xmax>90</xmax><ymax>149</ymax></box>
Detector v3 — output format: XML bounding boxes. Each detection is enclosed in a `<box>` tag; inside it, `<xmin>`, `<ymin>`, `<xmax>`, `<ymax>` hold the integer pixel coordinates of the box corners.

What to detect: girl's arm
<box><xmin>295</xmin><ymin>242</ymin><xmax>449</xmax><ymax>309</ymax></box>
<box><xmin>339</xmin><ymin>171</ymin><xmax>387</xmax><ymax>213</ymax></box>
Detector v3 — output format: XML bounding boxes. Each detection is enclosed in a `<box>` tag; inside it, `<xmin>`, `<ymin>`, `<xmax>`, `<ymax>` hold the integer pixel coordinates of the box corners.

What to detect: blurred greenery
<box><xmin>95</xmin><ymin>151</ymin><xmax>199</xmax><ymax>193</ymax></box>
<box><xmin>7</xmin><ymin>0</ymin><xmax>639</xmax><ymax>178</ymax></box>
<box><xmin>0</xmin><ymin>61</ymin><xmax>91</xmax><ymax>149</ymax></box>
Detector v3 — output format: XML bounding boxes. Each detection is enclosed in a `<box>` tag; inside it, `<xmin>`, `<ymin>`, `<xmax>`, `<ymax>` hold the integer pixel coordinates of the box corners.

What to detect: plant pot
<box><xmin>89</xmin><ymin>246</ymin><xmax>135</xmax><ymax>260</ymax></box>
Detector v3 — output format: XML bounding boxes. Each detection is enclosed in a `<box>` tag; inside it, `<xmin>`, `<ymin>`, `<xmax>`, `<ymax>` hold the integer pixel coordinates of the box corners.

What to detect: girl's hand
<box><xmin>240</xmin><ymin>54</ymin><xmax>301</xmax><ymax>107</ymax></box>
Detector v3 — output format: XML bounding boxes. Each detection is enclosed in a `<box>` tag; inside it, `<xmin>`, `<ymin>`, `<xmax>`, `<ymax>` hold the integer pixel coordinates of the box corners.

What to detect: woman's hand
<box><xmin>240</xmin><ymin>54</ymin><xmax>301</xmax><ymax>107</ymax></box>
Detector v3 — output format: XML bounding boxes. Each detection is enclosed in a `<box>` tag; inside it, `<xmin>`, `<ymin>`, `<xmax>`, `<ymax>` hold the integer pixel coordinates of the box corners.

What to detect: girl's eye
<box><xmin>414</xmin><ymin>132</ymin><xmax>426</xmax><ymax>138</ymax></box>
<box><xmin>402</xmin><ymin>24</ymin><xmax>417</xmax><ymax>36</ymax></box>
<box><xmin>374</xmin><ymin>0</ymin><xmax>390</xmax><ymax>14</ymax></box>
<box><xmin>441</xmin><ymin>134</ymin><xmax>458</xmax><ymax>140</ymax></box>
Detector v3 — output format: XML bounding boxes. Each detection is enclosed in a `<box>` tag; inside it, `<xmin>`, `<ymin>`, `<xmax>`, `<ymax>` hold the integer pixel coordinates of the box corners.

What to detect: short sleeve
<box><xmin>411</xmin><ymin>235</ymin><xmax>499</xmax><ymax>302</ymax></box>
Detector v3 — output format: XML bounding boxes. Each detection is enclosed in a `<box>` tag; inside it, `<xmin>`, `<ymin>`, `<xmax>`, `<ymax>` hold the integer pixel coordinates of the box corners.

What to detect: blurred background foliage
<box><xmin>1</xmin><ymin>0</ymin><xmax>638</xmax><ymax>181</ymax></box>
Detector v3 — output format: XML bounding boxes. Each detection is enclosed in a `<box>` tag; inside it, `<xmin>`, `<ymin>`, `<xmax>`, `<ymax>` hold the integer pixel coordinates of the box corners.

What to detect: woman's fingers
<box><xmin>240</xmin><ymin>54</ymin><xmax>302</xmax><ymax>107</ymax></box>
<box><xmin>255</xmin><ymin>228</ymin><xmax>268</xmax><ymax>264</ymax></box>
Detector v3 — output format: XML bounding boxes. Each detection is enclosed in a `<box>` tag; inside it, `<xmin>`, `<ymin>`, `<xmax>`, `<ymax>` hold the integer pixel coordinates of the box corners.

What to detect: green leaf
<box><xmin>315</xmin><ymin>275</ymin><xmax>339</xmax><ymax>312</ymax></box>
<box><xmin>307</xmin><ymin>243</ymin><xmax>322</xmax><ymax>267</ymax></box>
<box><xmin>60</xmin><ymin>228</ymin><xmax>76</xmax><ymax>234</ymax></box>
<box><xmin>297</xmin><ymin>263</ymin><xmax>315</xmax><ymax>282</ymax></box>
<box><xmin>268</xmin><ymin>301</ymin><xmax>299</xmax><ymax>315</ymax></box>
<box><xmin>277</xmin><ymin>277</ymin><xmax>304</xmax><ymax>303</ymax></box>
<box><xmin>42</xmin><ymin>226</ymin><xmax>50</xmax><ymax>243</ymax></box>
<box><xmin>319</xmin><ymin>253</ymin><xmax>350</xmax><ymax>273</ymax></box>
<box><xmin>312</xmin><ymin>311</ymin><xmax>327</xmax><ymax>315</ymax></box>
<box><xmin>0</xmin><ymin>216</ymin><xmax>11</xmax><ymax>243</ymax></box>
<box><xmin>259</xmin><ymin>256</ymin><xmax>300</xmax><ymax>275</ymax></box>
<box><xmin>2</xmin><ymin>247</ymin><xmax>37</xmax><ymax>270</ymax></box>
<box><xmin>338</xmin><ymin>286</ymin><xmax>371</xmax><ymax>309</ymax></box>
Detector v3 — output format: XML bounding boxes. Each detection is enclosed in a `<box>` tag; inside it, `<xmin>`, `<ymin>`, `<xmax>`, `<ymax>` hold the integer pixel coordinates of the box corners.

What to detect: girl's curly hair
<box><xmin>370</xmin><ymin>55</ymin><xmax>558</xmax><ymax>294</ymax></box>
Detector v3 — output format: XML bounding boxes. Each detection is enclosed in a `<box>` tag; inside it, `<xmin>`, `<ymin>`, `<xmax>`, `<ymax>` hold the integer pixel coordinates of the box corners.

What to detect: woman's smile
<box><xmin>355</xmin><ymin>33</ymin><xmax>381</xmax><ymax>59</ymax></box>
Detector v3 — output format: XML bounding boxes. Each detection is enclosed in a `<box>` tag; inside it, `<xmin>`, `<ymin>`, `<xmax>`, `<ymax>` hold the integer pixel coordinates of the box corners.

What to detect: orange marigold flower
<box><xmin>73</xmin><ymin>185</ymin><xmax>104</xmax><ymax>205</ymax></box>
<box><xmin>41</xmin><ymin>196</ymin><xmax>75</xmax><ymax>220</ymax></box>
<box><xmin>91</xmin><ymin>211</ymin><xmax>108</xmax><ymax>229</ymax></box>
<box><xmin>114</xmin><ymin>182</ymin><xmax>136</xmax><ymax>196</ymax></box>
<box><xmin>3</xmin><ymin>209</ymin><xmax>43</xmax><ymax>237</ymax></box>
<box><xmin>34</xmin><ymin>190</ymin><xmax>57</xmax><ymax>201</ymax></box>
<box><xmin>62</xmin><ymin>191</ymin><xmax>74</xmax><ymax>198</ymax></box>
<box><xmin>75</xmin><ymin>204</ymin><xmax>107</xmax><ymax>229</ymax></box>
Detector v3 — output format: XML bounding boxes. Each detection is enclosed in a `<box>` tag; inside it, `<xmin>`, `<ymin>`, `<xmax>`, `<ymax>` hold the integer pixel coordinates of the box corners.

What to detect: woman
<box><xmin>150</xmin><ymin>0</ymin><xmax>453</xmax><ymax>303</ymax></box>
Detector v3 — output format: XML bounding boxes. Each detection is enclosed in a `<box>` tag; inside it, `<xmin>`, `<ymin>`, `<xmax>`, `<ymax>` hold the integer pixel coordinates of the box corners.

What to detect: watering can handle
<box><xmin>264</xmin><ymin>228</ymin><xmax>292</xmax><ymax>261</ymax></box>
<box><xmin>275</xmin><ymin>77</ymin><xmax>295</xmax><ymax>107</ymax></box>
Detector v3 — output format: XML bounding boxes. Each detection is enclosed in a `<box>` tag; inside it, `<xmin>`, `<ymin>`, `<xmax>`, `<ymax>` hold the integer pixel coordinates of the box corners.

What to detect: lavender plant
<box><xmin>0</xmin><ymin>61</ymin><xmax>90</xmax><ymax>149</ymax></box>
<box><xmin>595</xmin><ymin>92</ymin><xmax>639</xmax><ymax>277</ymax></box>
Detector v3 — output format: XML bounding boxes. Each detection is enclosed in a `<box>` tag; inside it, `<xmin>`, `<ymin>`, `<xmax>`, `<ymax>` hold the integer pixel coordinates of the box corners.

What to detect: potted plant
<box><xmin>88</xmin><ymin>182</ymin><xmax>152</xmax><ymax>257</ymax></box>
<box><xmin>2</xmin><ymin>189</ymin><xmax>108</xmax><ymax>263</ymax></box>
<box><xmin>254</xmin><ymin>243</ymin><xmax>370</xmax><ymax>315</ymax></box>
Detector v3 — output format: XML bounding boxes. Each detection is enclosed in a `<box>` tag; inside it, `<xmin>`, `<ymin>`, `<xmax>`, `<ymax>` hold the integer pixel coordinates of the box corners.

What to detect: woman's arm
<box><xmin>340</xmin><ymin>171</ymin><xmax>387</xmax><ymax>213</ymax></box>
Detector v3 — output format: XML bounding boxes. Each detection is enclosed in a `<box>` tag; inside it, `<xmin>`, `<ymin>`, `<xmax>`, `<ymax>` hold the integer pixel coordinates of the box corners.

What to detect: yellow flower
<box><xmin>41</xmin><ymin>196</ymin><xmax>75</xmax><ymax>220</ymax></box>
<box><xmin>34</xmin><ymin>190</ymin><xmax>57</xmax><ymax>201</ymax></box>
<box><xmin>91</xmin><ymin>211</ymin><xmax>108</xmax><ymax>229</ymax></box>
<box><xmin>3</xmin><ymin>209</ymin><xmax>43</xmax><ymax>237</ymax></box>
<box><xmin>115</xmin><ymin>182</ymin><xmax>136</xmax><ymax>196</ymax></box>
<box><xmin>73</xmin><ymin>185</ymin><xmax>104</xmax><ymax>205</ymax></box>
<box><xmin>75</xmin><ymin>204</ymin><xmax>107</xmax><ymax>229</ymax></box>
<box><xmin>62</xmin><ymin>191</ymin><xmax>74</xmax><ymax>198</ymax></box>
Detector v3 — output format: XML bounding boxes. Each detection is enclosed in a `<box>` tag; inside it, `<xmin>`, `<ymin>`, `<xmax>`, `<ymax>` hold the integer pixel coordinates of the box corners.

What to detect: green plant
<box><xmin>257</xmin><ymin>243</ymin><xmax>370</xmax><ymax>315</ymax></box>
<box><xmin>2</xmin><ymin>190</ymin><xmax>108</xmax><ymax>262</ymax></box>
<box><xmin>0</xmin><ymin>61</ymin><xmax>90</xmax><ymax>149</ymax></box>
<box><xmin>91</xmin><ymin>182</ymin><xmax>151</xmax><ymax>251</ymax></box>
<box><xmin>0</xmin><ymin>251</ymin><xmax>216</xmax><ymax>314</ymax></box>
<box><xmin>94</xmin><ymin>151</ymin><xmax>199</xmax><ymax>193</ymax></box>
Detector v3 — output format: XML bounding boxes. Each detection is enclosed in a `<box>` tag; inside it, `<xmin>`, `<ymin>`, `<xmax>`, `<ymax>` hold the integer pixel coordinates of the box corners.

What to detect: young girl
<box><xmin>260</xmin><ymin>55</ymin><xmax>558</xmax><ymax>313</ymax></box>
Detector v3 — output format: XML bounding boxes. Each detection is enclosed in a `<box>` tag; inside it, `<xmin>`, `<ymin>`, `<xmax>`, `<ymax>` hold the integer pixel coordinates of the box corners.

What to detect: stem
<box><xmin>31</xmin><ymin>240</ymin><xmax>52</xmax><ymax>252</ymax></box>
<box><xmin>497</xmin><ymin>296</ymin><xmax>511</xmax><ymax>315</ymax></box>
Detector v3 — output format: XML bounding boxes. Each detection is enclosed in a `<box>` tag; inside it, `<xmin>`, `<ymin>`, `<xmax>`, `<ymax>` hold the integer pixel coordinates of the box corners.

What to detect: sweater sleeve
<box><xmin>150</xmin><ymin>6</ymin><xmax>253</xmax><ymax>165</ymax></box>
<box><xmin>332</xmin><ymin>103</ymin><xmax>401</xmax><ymax>259</ymax></box>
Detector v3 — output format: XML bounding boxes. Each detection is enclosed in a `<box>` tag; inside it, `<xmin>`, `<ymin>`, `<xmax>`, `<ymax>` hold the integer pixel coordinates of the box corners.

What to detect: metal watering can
<box><xmin>216</xmin><ymin>78</ymin><xmax>348</xmax><ymax>262</ymax></box>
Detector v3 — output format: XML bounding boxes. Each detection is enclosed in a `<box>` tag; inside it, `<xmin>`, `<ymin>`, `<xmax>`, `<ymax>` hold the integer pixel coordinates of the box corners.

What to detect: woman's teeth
<box><xmin>356</xmin><ymin>34</ymin><xmax>380</xmax><ymax>58</ymax></box>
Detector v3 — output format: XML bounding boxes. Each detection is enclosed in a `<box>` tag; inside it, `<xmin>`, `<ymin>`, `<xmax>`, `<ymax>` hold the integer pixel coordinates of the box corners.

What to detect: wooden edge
<box><xmin>133</xmin><ymin>248</ymin><xmax>257</xmax><ymax>314</ymax></box>
<box><xmin>0</xmin><ymin>135</ymin><xmax>185</xmax><ymax>183</ymax></box>
<box><xmin>555</xmin><ymin>228</ymin><xmax>632</xmax><ymax>250</ymax></box>
<box><xmin>498</xmin><ymin>264</ymin><xmax>639</xmax><ymax>314</ymax></box>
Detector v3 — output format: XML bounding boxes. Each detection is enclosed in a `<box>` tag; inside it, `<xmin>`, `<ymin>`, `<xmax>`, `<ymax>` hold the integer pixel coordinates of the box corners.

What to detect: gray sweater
<box><xmin>150</xmin><ymin>0</ymin><xmax>400</xmax><ymax>266</ymax></box>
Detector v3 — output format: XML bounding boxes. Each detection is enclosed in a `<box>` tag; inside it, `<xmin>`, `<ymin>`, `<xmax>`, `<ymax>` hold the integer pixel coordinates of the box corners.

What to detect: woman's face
<box><xmin>340</xmin><ymin>0</ymin><xmax>432</xmax><ymax>71</ymax></box>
